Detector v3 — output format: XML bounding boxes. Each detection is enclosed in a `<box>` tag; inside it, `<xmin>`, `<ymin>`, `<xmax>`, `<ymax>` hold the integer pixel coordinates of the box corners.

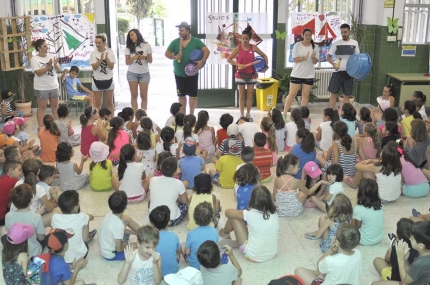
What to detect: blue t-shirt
<box><xmin>340</xmin><ymin>117</ymin><xmax>357</xmax><ymax>138</ymax></box>
<box><xmin>236</xmin><ymin>183</ymin><xmax>256</xmax><ymax>210</ymax></box>
<box><xmin>156</xmin><ymin>230</ymin><xmax>181</xmax><ymax>277</ymax></box>
<box><xmin>65</xmin><ymin>76</ymin><xmax>82</xmax><ymax>98</ymax></box>
<box><xmin>185</xmin><ymin>226</ymin><xmax>219</xmax><ymax>269</ymax></box>
<box><xmin>291</xmin><ymin>143</ymin><xmax>317</xmax><ymax>179</ymax></box>
<box><xmin>17</xmin><ymin>131</ymin><xmax>28</xmax><ymax>147</ymax></box>
<box><xmin>49</xmin><ymin>254</ymin><xmax>72</xmax><ymax>283</ymax></box>
<box><xmin>178</xmin><ymin>155</ymin><xmax>204</xmax><ymax>189</ymax></box>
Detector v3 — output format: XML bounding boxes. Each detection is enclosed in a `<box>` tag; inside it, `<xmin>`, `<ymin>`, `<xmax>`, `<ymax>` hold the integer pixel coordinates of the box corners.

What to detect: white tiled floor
<box><xmin>1</xmin><ymin>103</ymin><xmax>428</xmax><ymax>285</ymax></box>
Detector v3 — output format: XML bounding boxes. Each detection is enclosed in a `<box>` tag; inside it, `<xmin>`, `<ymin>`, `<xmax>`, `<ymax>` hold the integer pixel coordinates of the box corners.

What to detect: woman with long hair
<box><xmin>90</xmin><ymin>34</ymin><xmax>116</xmax><ymax>115</ymax></box>
<box><xmin>283</xmin><ymin>28</ymin><xmax>319</xmax><ymax>114</ymax></box>
<box><xmin>227</xmin><ymin>26</ymin><xmax>268</xmax><ymax>122</ymax></box>
<box><xmin>125</xmin><ymin>29</ymin><xmax>153</xmax><ymax>111</ymax></box>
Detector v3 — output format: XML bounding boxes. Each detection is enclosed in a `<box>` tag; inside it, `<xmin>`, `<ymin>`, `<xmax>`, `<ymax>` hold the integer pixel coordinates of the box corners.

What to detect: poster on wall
<box><xmin>286</xmin><ymin>12</ymin><xmax>342</xmax><ymax>67</ymax></box>
<box><xmin>206</xmin><ymin>13</ymin><xmax>269</xmax><ymax>65</ymax></box>
<box><xmin>30</xmin><ymin>13</ymin><xmax>95</xmax><ymax>67</ymax></box>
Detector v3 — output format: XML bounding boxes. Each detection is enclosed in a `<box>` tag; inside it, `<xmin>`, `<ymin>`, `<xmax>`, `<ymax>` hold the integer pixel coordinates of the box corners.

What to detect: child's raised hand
<box><xmin>152</xmin><ymin>251</ymin><xmax>161</xmax><ymax>263</ymax></box>
<box><xmin>35</xmin><ymin>205</ymin><xmax>46</xmax><ymax>215</ymax></box>
<box><xmin>54</xmin><ymin>57</ymin><xmax>59</xmax><ymax>65</ymax></box>
<box><xmin>74</xmin><ymin>257</ymin><xmax>88</xmax><ymax>271</ymax></box>
<box><xmin>211</xmin><ymin>156</ymin><xmax>217</xmax><ymax>164</ymax></box>
<box><xmin>395</xmin><ymin>240</ymin><xmax>410</xmax><ymax>260</ymax></box>
<box><xmin>124</xmin><ymin>244</ymin><xmax>136</xmax><ymax>264</ymax></box>
<box><xmin>81</xmin><ymin>155</ymin><xmax>89</xmax><ymax>162</ymax></box>
<box><xmin>63</xmin><ymin>68</ymin><xmax>69</xmax><ymax>74</ymax></box>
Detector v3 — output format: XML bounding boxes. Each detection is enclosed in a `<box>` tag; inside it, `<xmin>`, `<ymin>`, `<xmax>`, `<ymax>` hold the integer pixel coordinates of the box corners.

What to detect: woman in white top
<box><xmin>90</xmin><ymin>34</ymin><xmax>116</xmax><ymax>115</ymax></box>
<box><xmin>125</xmin><ymin>29</ymin><xmax>153</xmax><ymax>111</ymax></box>
<box><xmin>283</xmin><ymin>28</ymin><xmax>319</xmax><ymax>114</ymax></box>
<box><xmin>30</xmin><ymin>39</ymin><xmax>62</xmax><ymax>128</ymax></box>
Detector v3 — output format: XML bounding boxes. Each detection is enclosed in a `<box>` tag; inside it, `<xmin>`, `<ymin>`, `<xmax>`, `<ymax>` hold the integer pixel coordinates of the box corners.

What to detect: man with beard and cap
<box><xmin>165</xmin><ymin>22</ymin><xmax>210</xmax><ymax>115</ymax></box>
<box><xmin>327</xmin><ymin>23</ymin><xmax>360</xmax><ymax>109</ymax></box>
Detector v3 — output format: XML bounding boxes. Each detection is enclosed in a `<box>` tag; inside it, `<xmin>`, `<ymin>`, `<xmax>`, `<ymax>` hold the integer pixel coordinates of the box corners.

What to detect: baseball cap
<box><xmin>303</xmin><ymin>161</ymin><xmax>322</xmax><ymax>179</ymax></box>
<box><xmin>1</xmin><ymin>90</ymin><xmax>14</xmax><ymax>100</ymax></box>
<box><xmin>7</xmin><ymin>222</ymin><xmax>35</xmax><ymax>244</ymax></box>
<box><xmin>176</xmin><ymin>21</ymin><xmax>191</xmax><ymax>28</ymax></box>
<box><xmin>227</xmin><ymin>138</ymin><xmax>241</xmax><ymax>156</ymax></box>
<box><xmin>164</xmin><ymin>267</ymin><xmax>203</xmax><ymax>285</ymax></box>
<box><xmin>194</xmin><ymin>173</ymin><xmax>212</xmax><ymax>191</ymax></box>
<box><xmin>0</xmin><ymin>133</ymin><xmax>16</xmax><ymax>147</ymax></box>
<box><xmin>47</xmin><ymin>228</ymin><xmax>75</xmax><ymax>252</ymax></box>
<box><xmin>3</xmin><ymin>120</ymin><xmax>16</xmax><ymax>135</ymax></box>
<box><xmin>227</xmin><ymin>123</ymin><xmax>239</xmax><ymax>136</ymax></box>
<box><xmin>89</xmin><ymin>141</ymin><xmax>109</xmax><ymax>163</ymax></box>
<box><xmin>13</xmin><ymin>117</ymin><xmax>28</xmax><ymax>127</ymax></box>
<box><xmin>183</xmin><ymin>137</ymin><xmax>196</xmax><ymax>156</ymax></box>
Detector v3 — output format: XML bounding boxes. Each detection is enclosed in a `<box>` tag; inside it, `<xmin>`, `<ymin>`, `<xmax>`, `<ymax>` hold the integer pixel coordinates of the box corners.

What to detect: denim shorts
<box><xmin>91</xmin><ymin>82</ymin><xmax>115</xmax><ymax>91</ymax></box>
<box><xmin>127</xmin><ymin>71</ymin><xmax>150</xmax><ymax>83</ymax></box>
<box><xmin>34</xmin><ymin>88</ymin><xmax>60</xmax><ymax>100</ymax></box>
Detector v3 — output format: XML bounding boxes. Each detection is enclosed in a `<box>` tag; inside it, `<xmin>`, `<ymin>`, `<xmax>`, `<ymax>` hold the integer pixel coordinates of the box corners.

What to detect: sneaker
<box><xmin>88</xmin><ymin>229</ymin><xmax>97</xmax><ymax>243</ymax></box>
<box><xmin>412</xmin><ymin>208</ymin><xmax>421</xmax><ymax>217</ymax></box>
<box><xmin>218</xmin><ymin>228</ymin><xmax>231</xmax><ymax>239</ymax></box>
<box><xmin>123</xmin><ymin>233</ymin><xmax>130</xmax><ymax>243</ymax></box>
<box><xmin>387</xmin><ymin>233</ymin><xmax>396</xmax><ymax>246</ymax></box>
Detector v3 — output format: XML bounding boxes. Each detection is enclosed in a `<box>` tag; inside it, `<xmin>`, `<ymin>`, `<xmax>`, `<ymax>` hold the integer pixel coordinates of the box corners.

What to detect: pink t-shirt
<box><xmin>401</xmin><ymin>157</ymin><xmax>428</xmax><ymax>185</ymax></box>
<box><xmin>109</xmin><ymin>130</ymin><xmax>130</xmax><ymax>162</ymax></box>
<box><xmin>235</xmin><ymin>44</ymin><xmax>255</xmax><ymax>77</ymax></box>
<box><xmin>378</xmin><ymin>123</ymin><xmax>403</xmax><ymax>138</ymax></box>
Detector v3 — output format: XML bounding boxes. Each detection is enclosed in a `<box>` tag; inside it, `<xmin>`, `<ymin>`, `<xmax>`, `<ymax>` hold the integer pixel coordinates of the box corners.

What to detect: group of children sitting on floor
<box><xmin>2</xmin><ymin>84</ymin><xmax>430</xmax><ymax>285</ymax></box>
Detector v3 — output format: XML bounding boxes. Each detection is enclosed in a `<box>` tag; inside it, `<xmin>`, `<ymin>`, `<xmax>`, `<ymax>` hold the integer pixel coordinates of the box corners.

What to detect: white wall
<box><xmin>361</xmin><ymin>0</ymin><xmax>405</xmax><ymax>26</ymax></box>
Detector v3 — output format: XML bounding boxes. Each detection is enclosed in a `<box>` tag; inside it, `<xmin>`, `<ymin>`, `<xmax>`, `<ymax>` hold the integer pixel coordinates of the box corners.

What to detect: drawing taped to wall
<box><xmin>30</xmin><ymin>13</ymin><xmax>95</xmax><ymax>67</ymax></box>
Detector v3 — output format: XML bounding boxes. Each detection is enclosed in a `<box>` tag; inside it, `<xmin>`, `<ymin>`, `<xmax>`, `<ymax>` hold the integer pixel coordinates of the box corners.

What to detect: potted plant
<box><xmin>13</xmin><ymin>69</ymin><xmax>32</xmax><ymax>116</ymax></box>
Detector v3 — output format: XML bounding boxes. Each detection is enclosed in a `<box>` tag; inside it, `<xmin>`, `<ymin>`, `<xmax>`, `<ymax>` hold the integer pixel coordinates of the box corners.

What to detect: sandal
<box><xmin>343</xmin><ymin>175</ymin><xmax>357</xmax><ymax>189</ymax></box>
<box><xmin>304</xmin><ymin>232</ymin><xmax>321</xmax><ymax>240</ymax></box>
<box><xmin>412</xmin><ymin>208</ymin><xmax>421</xmax><ymax>217</ymax></box>
<box><xmin>246</xmin><ymin>114</ymin><xmax>253</xmax><ymax>122</ymax></box>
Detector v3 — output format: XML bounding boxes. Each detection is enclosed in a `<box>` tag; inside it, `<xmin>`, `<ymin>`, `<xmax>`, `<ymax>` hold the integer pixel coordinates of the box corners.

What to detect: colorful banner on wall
<box><xmin>206</xmin><ymin>13</ymin><xmax>269</xmax><ymax>64</ymax></box>
<box><xmin>287</xmin><ymin>12</ymin><xmax>342</xmax><ymax>66</ymax></box>
<box><xmin>30</xmin><ymin>13</ymin><xmax>95</xmax><ymax>67</ymax></box>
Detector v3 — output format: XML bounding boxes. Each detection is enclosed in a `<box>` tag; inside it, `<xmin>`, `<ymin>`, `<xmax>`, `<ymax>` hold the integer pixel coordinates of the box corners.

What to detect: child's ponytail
<box><xmin>384</xmin><ymin>121</ymin><xmax>400</xmax><ymax>138</ymax></box>
<box><xmin>297</xmin><ymin>128</ymin><xmax>315</xmax><ymax>153</ymax></box>
<box><xmin>107</xmin><ymin>117</ymin><xmax>123</xmax><ymax>152</ymax></box>
<box><xmin>194</xmin><ymin>110</ymin><xmax>209</xmax><ymax>134</ymax></box>
<box><xmin>183</xmin><ymin>114</ymin><xmax>196</xmax><ymax>139</ymax></box>
<box><xmin>271</xmin><ymin>108</ymin><xmax>285</xmax><ymax>130</ymax></box>
<box><xmin>378</xmin><ymin>141</ymin><xmax>402</xmax><ymax>176</ymax></box>
<box><xmin>136</xmin><ymin>132</ymin><xmax>151</xmax><ymax>151</ymax></box>
<box><xmin>268</xmin><ymin>123</ymin><xmax>277</xmax><ymax>152</ymax></box>
<box><xmin>174</xmin><ymin>112</ymin><xmax>185</xmax><ymax>133</ymax></box>
<box><xmin>80</xmin><ymin>106</ymin><xmax>95</xmax><ymax>128</ymax></box>
<box><xmin>160</xmin><ymin>127</ymin><xmax>174</xmax><ymax>152</ymax></box>
<box><xmin>22</xmin><ymin>159</ymin><xmax>40</xmax><ymax>195</ymax></box>
<box><xmin>364</xmin><ymin>123</ymin><xmax>382</xmax><ymax>151</ymax></box>
<box><xmin>333</xmin><ymin>121</ymin><xmax>352</xmax><ymax>151</ymax></box>
<box><xmin>117</xmin><ymin>144</ymin><xmax>135</xmax><ymax>180</ymax></box>
<box><xmin>291</xmin><ymin>108</ymin><xmax>305</xmax><ymax>129</ymax></box>
<box><xmin>43</xmin><ymin>115</ymin><xmax>61</xmax><ymax>136</ymax></box>
<box><xmin>341</xmin><ymin>103</ymin><xmax>357</xmax><ymax>122</ymax></box>
<box><xmin>276</xmin><ymin>154</ymin><xmax>299</xmax><ymax>177</ymax></box>
<box><xmin>118</xmin><ymin>107</ymin><xmax>134</xmax><ymax>123</ymax></box>
<box><xmin>140</xmin><ymin>117</ymin><xmax>153</xmax><ymax>133</ymax></box>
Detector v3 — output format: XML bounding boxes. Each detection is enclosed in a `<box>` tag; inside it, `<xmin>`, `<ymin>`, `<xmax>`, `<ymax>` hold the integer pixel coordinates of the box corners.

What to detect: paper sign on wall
<box><xmin>402</xmin><ymin>45</ymin><xmax>416</xmax><ymax>57</ymax></box>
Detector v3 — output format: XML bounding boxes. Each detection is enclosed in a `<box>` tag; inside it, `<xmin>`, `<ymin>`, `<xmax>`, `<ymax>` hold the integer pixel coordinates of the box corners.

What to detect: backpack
<box><xmin>27</xmin><ymin>254</ymin><xmax>51</xmax><ymax>285</ymax></box>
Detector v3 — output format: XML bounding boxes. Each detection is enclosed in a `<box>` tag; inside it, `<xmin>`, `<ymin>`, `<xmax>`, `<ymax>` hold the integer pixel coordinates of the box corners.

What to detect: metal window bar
<box><xmin>402</xmin><ymin>2</ymin><xmax>430</xmax><ymax>44</ymax></box>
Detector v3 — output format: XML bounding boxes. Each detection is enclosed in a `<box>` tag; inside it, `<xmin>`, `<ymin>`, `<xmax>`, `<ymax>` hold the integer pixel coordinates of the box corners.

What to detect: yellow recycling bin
<box><xmin>256</xmin><ymin>78</ymin><xmax>279</xmax><ymax>111</ymax></box>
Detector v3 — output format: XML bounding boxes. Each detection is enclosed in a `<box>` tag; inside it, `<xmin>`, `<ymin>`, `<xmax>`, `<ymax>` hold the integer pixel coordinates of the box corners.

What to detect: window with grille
<box><xmin>17</xmin><ymin>0</ymin><xmax>93</xmax><ymax>16</ymax></box>
<box><xmin>402</xmin><ymin>0</ymin><xmax>430</xmax><ymax>44</ymax></box>
<box><xmin>285</xmin><ymin>0</ymin><xmax>356</xmax><ymax>68</ymax></box>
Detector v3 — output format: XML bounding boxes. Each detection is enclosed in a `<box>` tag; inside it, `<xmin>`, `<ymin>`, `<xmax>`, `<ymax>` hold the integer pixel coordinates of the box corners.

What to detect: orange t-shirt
<box><xmin>38</xmin><ymin>130</ymin><xmax>59</xmax><ymax>162</ymax></box>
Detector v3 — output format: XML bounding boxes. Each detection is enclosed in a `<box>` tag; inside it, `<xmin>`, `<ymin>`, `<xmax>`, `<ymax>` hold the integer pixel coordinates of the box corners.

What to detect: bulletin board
<box><xmin>30</xmin><ymin>13</ymin><xmax>95</xmax><ymax>67</ymax></box>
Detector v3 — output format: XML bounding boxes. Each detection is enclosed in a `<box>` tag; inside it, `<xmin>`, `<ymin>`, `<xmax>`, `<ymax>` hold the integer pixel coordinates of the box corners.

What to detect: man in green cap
<box><xmin>165</xmin><ymin>22</ymin><xmax>210</xmax><ymax>115</ymax></box>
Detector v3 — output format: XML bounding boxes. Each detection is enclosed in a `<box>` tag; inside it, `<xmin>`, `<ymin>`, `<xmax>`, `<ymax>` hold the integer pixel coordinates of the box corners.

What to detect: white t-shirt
<box><xmin>243</xmin><ymin>208</ymin><xmax>279</xmax><ymax>262</ymax></box>
<box><xmin>90</xmin><ymin>48</ymin><xmax>116</xmax><ymax>80</ymax></box>
<box><xmin>124</xmin><ymin>42</ymin><xmax>153</xmax><ymax>74</ymax></box>
<box><xmin>290</xmin><ymin>42</ymin><xmax>318</xmax><ymax>79</ymax></box>
<box><xmin>174</xmin><ymin>131</ymin><xmax>199</xmax><ymax>145</ymax></box>
<box><xmin>31</xmin><ymin>54</ymin><xmax>59</xmax><ymax>90</ymax></box>
<box><xmin>165</xmin><ymin>115</ymin><xmax>175</xmax><ymax>127</ymax></box>
<box><xmin>51</xmin><ymin>213</ymin><xmax>89</xmax><ymax>263</ymax></box>
<box><xmin>327</xmin><ymin>181</ymin><xmax>344</xmax><ymax>205</ymax></box>
<box><xmin>328</xmin><ymin>39</ymin><xmax>360</xmax><ymax>71</ymax></box>
<box><xmin>10</xmin><ymin>179</ymin><xmax>46</xmax><ymax>213</ymax></box>
<box><xmin>149</xmin><ymin>176</ymin><xmax>186</xmax><ymax>220</ymax></box>
<box><xmin>155</xmin><ymin>141</ymin><xmax>178</xmax><ymax>157</ymax></box>
<box><xmin>97</xmin><ymin>212</ymin><xmax>125</xmax><ymax>259</ymax></box>
<box><xmin>376</xmin><ymin>172</ymin><xmax>401</xmax><ymax>202</ymax></box>
<box><xmin>419</xmin><ymin>107</ymin><xmax>428</xmax><ymax>121</ymax></box>
<box><xmin>285</xmin><ymin>121</ymin><xmax>298</xmax><ymax>147</ymax></box>
<box><xmin>238</xmin><ymin>122</ymin><xmax>259</xmax><ymax>147</ymax></box>
<box><xmin>117</xmin><ymin>162</ymin><xmax>146</xmax><ymax>198</ymax></box>
<box><xmin>319</xmin><ymin>249</ymin><xmax>362</xmax><ymax>285</ymax></box>
<box><xmin>319</xmin><ymin>121</ymin><xmax>333</xmax><ymax>151</ymax></box>
<box><xmin>126</xmin><ymin>251</ymin><xmax>155</xmax><ymax>285</ymax></box>
<box><xmin>137</xmin><ymin>121</ymin><xmax>160</xmax><ymax>134</ymax></box>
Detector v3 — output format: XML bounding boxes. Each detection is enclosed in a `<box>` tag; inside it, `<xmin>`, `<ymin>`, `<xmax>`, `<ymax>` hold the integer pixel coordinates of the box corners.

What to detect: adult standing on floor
<box><xmin>125</xmin><ymin>29</ymin><xmax>153</xmax><ymax>111</ymax></box>
<box><xmin>283</xmin><ymin>28</ymin><xmax>319</xmax><ymax>115</ymax></box>
<box><xmin>165</xmin><ymin>22</ymin><xmax>210</xmax><ymax>115</ymax></box>
<box><xmin>227</xmin><ymin>26</ymin><xmax>268</xmax><ymax>122</ymax></box>
<box><xmin>90</xmin><ymin>34</ymin><xmax>116</xmax><ymax>115</ymax></box>
<box><xmin>327</xmin><ymin>23</ymin><xmax>359</xmax><ymax>108</ymax></box>
<box><xmin>31</xmin><ymin>39</ymin><xmax>62</xmax><ymax>128</ymax></box>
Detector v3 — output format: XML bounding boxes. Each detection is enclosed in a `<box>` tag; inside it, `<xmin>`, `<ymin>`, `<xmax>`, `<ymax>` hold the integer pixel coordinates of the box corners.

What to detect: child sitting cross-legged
<box><xmin>295</xmin><ymin>224</ymin><xmax>362</xmax><ymax>285</ymax></box>
<box><xmin>184</xmin><ymin>201</ymin><xmax>219</xmax><ymax>269</ymax></box>
<box><xmin>234</xmin><ymin>163</ymin><xmax>261</xmax><ymax>211</ymax></box>
<box><xmin>188</xmin><ymin>173</ymin><xmax>221</xmax><ymax>230</ymax></box>
<box><xmin>0</xmin><ymin>160</ymin><xmax>22</xmax><ymax>235</ymax></box>
<box><xmin>55</xmin><ymin>104</ymin><xmax>81</xmax><ymax>146</ymax></box>
<box><xmin>97</xmin><ymin>191</ymin><xmax>141</xmax><ymax>261</ymax></box>
<box><xmin>3</xmin><ymin>118</ymin><xmax>39</xmax><ymax>153</ymax></box>
<box><xmin>51</xmin><ymin>190</ymin><xmax>97</xmax><ymax>264</ymax></box>
<box><xmin>252</xmin><ymin>132</ymin><xmax>273</xmax><ymax>182</ymax></box>
<box><xmin>178</xmin><ymin>137</ymin><xmax>205</xmax><ymax>189</ymax></box>
<box><xmin>149</xmin><ymin>205</ymin><xmax>181</xmax><ymax>277</ymax></box>
<box><xmin>39</xmin><ymin>114</ymin><xmax>61</xmax><ymax>162</ymax></box>
<box><xmin>56</xmin><ymin>142</ymin><xmax>89</xmax><ymax>191</ymax></box>
<box><xmin>47</xmin><ymin>228</ymin><xmax>90</xmax><ymax>285</ymax></box>
<box><xmin>234</xmin><ymin>146</ymin><xmax>255</xmax><ymax>193</ymax></box>
<box><xmin>198</xmin><ymin>241</ymin><xmax>242</xmax><ymax>285</ymax></box>
<box><xmin>38</xmin><ymin>164</ymin><xmax>60</xmax><ymax>205</ymax></box>
<box><xmin>372</xmin><ymin>221</ymin><xmax>430</xmax><ymax>285</ymax></box>
<box><xmin>149</xmin><ymin>157</ymin><xmax>188</xmax><ymax>227</ymax></box>
<box><xmin>117</xmin><ymin>225</ymin><xmax>162</xmax><ymax>285</ymax></box>
<box><xmin>88</xmin><ymin>141</ymin><xmax>113</xmax><ymax>192</ymax></box>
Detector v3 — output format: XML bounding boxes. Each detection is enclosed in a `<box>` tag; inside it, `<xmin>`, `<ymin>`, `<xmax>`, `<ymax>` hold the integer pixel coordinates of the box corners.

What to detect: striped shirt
<box><xmin>253</xmin><ymin>147</ymin><xmax>273</xmax><ymax>179</ymax></box>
